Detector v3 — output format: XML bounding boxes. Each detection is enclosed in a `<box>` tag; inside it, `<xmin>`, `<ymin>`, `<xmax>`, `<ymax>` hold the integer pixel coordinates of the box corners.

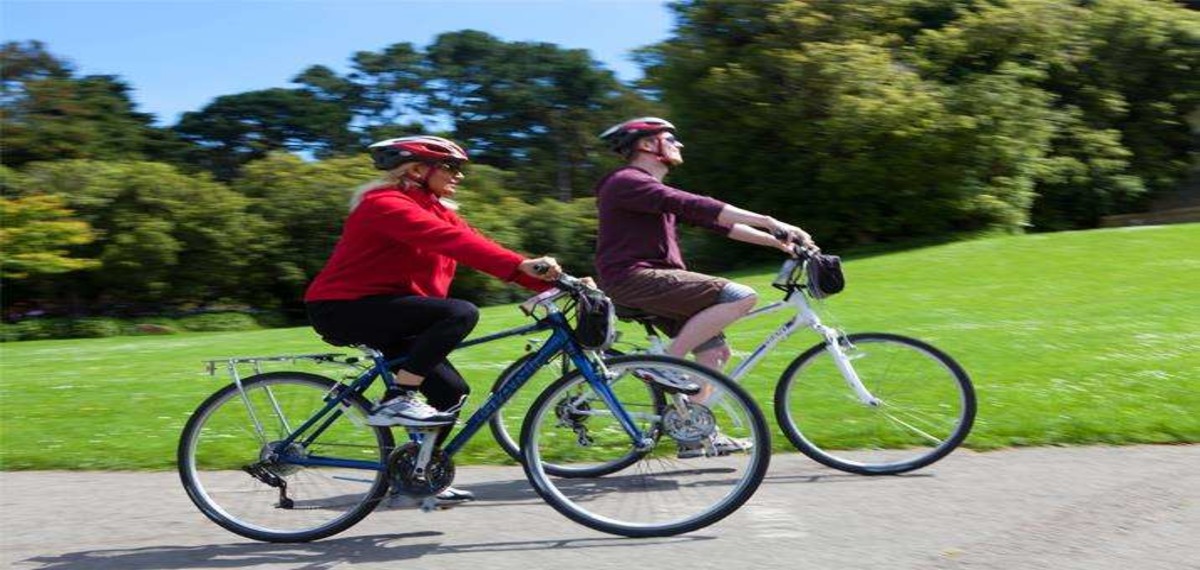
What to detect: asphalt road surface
<box><xmin>2</xmin><ymin>445</ymin><xmax>1196</xmax><ymax>570</ymax></box>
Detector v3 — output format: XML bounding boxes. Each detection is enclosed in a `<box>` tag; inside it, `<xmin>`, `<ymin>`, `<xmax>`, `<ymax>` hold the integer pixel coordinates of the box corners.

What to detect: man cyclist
<box><xmin>593</xmin><ymin>117</ymin><xmax>814</xmax><ymax>456</ymax></box>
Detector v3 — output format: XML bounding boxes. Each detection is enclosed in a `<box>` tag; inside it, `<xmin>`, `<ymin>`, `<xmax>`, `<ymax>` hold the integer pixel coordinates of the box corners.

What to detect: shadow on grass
<box><xmin>20</xmin><ymin>532</ymin><xmax>713</xmax><ymax>570</ymax></box>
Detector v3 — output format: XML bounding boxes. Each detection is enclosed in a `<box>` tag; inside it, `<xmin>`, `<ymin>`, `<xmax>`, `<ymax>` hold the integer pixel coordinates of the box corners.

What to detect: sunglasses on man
<box><xmin>661</xmin><ymin>134</ymin><xmax>684</xmax><ymax>148</ymax></box>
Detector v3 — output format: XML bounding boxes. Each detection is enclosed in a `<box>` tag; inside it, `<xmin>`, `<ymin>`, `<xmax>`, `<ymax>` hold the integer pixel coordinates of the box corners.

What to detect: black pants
<box><xmin>306</xmin><ymin>296</ymin><xmax>478</xmax><ymax>411</ymax></box>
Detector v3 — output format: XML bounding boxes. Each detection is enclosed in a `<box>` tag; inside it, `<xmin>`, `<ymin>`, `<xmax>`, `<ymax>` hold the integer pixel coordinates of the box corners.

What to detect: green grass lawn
<box><xmin>2</xmin><ymin>224</ymin><xmax>1197</xmax><ymax>470</ymax></box>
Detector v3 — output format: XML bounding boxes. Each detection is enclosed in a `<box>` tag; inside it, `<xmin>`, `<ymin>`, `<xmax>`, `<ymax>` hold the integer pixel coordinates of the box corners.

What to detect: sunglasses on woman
<box><xmin>436</xmin><ymin>162</ymin><xmax>466</xmax><ymax>175</ymax></box>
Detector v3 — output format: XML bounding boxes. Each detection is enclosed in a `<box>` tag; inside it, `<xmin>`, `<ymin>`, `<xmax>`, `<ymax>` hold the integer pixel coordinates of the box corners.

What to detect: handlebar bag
<box><xmin>574</xmin><ymin>288</ymin><xmax>617</xmax><ymax>350</ymax></box>
<box><xmin>805</xmin><ymin>253</ymin><xmax>845</xmax><ymax>299</ymax></box>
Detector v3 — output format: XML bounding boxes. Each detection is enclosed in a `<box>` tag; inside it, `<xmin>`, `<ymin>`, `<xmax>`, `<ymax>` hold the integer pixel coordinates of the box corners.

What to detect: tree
<box><xmin>0</xmin><ymin>193</ymin><xmax>99</xmax><ymax>279</ymax></box>
<box><xmin>643</xmin><ymin>1</ymin><xmax>1044</xmax><ymax>248</ymax></box>
<box><xmin>232</xmin><ymin>153</ymin><xmax>375</xmax><ymax>314</ymax></box>
<box><xmin>639</xmin><ymin>0</ymin><xmax>1196</xmax><ymax>255</ymax></box>
<box><xmin>425</xmin><ymin>31</ymin><xmax>654</xmax><ymax>200</ymax></box>
<box><xmin>1</xmin><ymin>41</ymin><xmax>165</xmax><ymax>168</ymax></box>
<box><xmin>173</xmin><ymin>88</ymin><xmax>356</xmax><ymax>180</ymax></box>
<box><xmin>9</xmin><ymin>160</ymin><xmax>279</xmax><ymax>309</ymax></box>
<box><xmin>295</xmin><ymin>42</ymin><xmax>428</xmax><ymax>140</ymax></box>
<box><xmin>913</xmin><ymin>0</ymin><xmax>1196</xmax><ymax>229</ymax></box>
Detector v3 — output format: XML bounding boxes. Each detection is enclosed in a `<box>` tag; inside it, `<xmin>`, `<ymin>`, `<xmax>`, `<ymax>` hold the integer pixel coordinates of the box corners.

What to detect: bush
<box><xmin>130</xmin><ymin>322</ymin><xmax>178</xmax><ymax>335</ymax></box>
<box><xmin>0</xmin><ymin>324</ymin><xmax>21</xmax><ymax>342</ymax></box>
<box><xmin>251</xmin><ymin>311</ymin><xmax>290</xmax><ymax>329</ymax></box>
<box><xmin>176</xmin><ymin>312</ymin><xmax>260</xmax><ymax>332</ymax></box>
<box><xmin>69</xmin><ymin>318</ymin><xmax>123</xmax><ymax>338</ymax></box>
<box><xmin>0</xmin><ymin>318</ymin><xmax>71</xmax><ymax>341</ymax></box>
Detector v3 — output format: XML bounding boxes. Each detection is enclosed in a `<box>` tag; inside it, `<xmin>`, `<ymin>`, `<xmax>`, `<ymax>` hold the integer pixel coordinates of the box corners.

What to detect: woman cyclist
<box><xmin>304</xmin><ymin>136</ymin><xmax>561</xmax><ymax>501</ymax></box>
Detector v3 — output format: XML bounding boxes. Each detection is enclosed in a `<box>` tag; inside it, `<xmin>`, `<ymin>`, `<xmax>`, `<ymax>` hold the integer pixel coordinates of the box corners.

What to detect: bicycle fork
<box><xmin>816</xmin><ymin>325</ymin><xmax>881</xmax><ymax>406</ymax></box>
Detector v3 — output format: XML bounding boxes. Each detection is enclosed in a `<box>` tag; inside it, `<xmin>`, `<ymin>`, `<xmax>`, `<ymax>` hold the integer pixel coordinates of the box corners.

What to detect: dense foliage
<box><xmin>2</xmin><ymin>0</ymin><xmax>1196</xmax><ymax>334</ymax></box>
<box><xmin>644</xmin><ymin>0</ymin><xmax>1197</xmax><ymax>248</ymax></box>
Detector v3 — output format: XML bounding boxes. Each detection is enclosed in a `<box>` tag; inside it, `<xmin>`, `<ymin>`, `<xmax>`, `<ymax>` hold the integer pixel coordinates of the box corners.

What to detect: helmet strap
<box><xmin>400</xmin><ymin>165</ymin><xmax>436</xmax><ymax>193</ymax></box>
<box><xmin>629</xmin><ymin>134</ymin><xmax>673</xmax><ymax>165</ymax></box>
<box><xmin>653</xmin><ymin>137</ymin><xmax>672</xmax><ymax>165</ymax></box>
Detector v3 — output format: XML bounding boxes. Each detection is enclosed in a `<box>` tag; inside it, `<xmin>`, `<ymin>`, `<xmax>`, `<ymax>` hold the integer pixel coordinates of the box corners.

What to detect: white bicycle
<box><xmin>490</xmin><ymin>248</ymin><xmax>976</xmax><ymax>475</ymax></box>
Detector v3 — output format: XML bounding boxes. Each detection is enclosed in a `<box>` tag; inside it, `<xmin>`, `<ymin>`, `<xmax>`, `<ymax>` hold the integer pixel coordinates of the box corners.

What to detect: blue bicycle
<box><xmin>177</xmin><ymin>274</ymin><xmax>770</xmax><ymax>542</ymax></box>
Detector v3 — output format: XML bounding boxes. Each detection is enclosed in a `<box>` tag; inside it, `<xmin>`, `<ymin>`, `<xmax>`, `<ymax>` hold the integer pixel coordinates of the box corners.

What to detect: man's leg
<box><xmin>669</xmin><ymin>282</ymin><xmax>756</xmax><ymax>401</ymax></box>
<box><xmin>666</xmin><ymin>295</ymin><xmax>755</xmax><ymax>362</ymax></box>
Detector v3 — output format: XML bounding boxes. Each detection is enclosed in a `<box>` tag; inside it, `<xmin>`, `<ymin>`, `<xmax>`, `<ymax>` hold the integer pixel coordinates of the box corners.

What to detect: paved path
<box><xmin>2</xmin><ymin>445</ymin><xmax>1197</xmax><ymax>570</ymax></box>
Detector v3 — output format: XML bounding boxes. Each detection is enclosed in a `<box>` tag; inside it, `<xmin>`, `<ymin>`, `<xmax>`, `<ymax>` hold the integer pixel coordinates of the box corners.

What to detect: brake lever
<box><xmin>531</xmin><ymin>262</ymin><xmax>585</xmax><ymax>292</ymax></box>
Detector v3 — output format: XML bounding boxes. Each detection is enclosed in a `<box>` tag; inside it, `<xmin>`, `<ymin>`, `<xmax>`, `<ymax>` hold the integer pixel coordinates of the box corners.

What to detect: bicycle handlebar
<box><xmin>531</xmin><ymin>262</ymin><xmax>588</xmax><ymax>293</ymax></box>
<box><xmin>769</xmin><ymin>229</ymin><xmax>818</xmax><ymax>260</ymax></box>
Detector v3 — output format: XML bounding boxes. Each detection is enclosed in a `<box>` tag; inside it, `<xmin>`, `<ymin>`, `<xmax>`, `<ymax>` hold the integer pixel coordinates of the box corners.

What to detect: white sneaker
<box><xmin>366</xmin><ymin>392</ymin><xmax>456</xmax><ymax>427</ymax></box>
<box><xmin>633</xmin><ymin>368</ymin><xmax>702</xmax><ymax>395</ymax></box>
<box><xmin>677</xmin><ymin>433</ymin><xmax>754</xmax><ymax>459</ymax></box>
<box><xmin>435</xmin><ymin>486</ymin><xmax>476</xmax><ymax>505</ymax></box>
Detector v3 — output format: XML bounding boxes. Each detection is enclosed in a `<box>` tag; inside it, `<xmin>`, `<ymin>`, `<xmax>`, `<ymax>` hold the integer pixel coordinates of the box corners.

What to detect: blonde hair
<box><xmin>348</xmin><ymin>162</ymin><xmax>458</xmax><ymax>211</ymax></box>
<box><xmin>349</xmin><ymin>162</ymin><xmax>422</xmax><ymax>211</ymax></box>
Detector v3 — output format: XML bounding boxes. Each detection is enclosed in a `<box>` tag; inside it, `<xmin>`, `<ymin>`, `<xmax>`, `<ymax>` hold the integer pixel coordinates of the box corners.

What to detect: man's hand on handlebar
<box><xmin>769</xmin><ymin>223</ymin><xmax>818</xmax><ymax>255</ymax></box>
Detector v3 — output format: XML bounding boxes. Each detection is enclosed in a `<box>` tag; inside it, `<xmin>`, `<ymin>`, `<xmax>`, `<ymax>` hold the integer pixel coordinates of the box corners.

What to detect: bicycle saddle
<box><xmin>614</xmin><ymin>304</ymin><xmax>657</xmax><ymax>324</ymax></box>
<box><xmin>320</xmin><ymin>334</ymin><xmax>355</xmax><ymax>347</ymax></box>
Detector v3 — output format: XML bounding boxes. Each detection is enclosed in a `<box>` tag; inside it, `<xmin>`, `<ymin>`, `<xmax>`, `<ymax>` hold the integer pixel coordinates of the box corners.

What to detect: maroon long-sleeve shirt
<box><xmin>305</xmin><ymin>186</ymin><xmax>546</xmax><ymax>301</ymax></box>
<box><xmin>594</xmin><ymin>166</ymin><xmax>731</xmax><ymax>285</ymax></box>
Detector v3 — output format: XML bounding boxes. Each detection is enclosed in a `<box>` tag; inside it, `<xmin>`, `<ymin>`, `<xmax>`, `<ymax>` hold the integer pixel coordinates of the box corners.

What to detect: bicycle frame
<box><xmin>636</xmin><ymin>270</ymin><xmax>879</xmax><ymax>407</ymax></box>
<box><xmin>233</xmin><ymin>308</ymin><xmax>649</xmax><ymax>472</ymax></box>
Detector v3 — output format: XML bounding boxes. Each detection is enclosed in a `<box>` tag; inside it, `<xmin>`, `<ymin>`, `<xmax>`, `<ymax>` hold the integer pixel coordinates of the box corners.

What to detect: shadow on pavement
<box><xmin>763</xmin><ymin>471</ymin><xmax>933</xmax><ymax>485</ymax></box>
<box><xmin>18</xmin><ymin>532</ymin><xmax>712</xmax><ymax>570</ymax></box>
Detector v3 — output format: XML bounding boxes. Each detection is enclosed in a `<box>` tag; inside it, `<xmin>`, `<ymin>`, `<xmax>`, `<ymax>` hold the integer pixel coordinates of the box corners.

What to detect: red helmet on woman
<box><xmin>598</xmin><ymin>117</ymin><xmax>677</xmax><ymax>155</ymax></box>
<box><xmin>368</xmin><ymin>136</ymin><xmax>469</xmax><ymax>171</ymax></box>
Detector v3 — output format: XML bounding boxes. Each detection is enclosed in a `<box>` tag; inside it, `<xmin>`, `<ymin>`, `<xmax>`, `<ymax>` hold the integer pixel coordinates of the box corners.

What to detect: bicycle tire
<box><xmin>488</xmin><ymin>349</ymin><xmax>650</xmax><ymax>478</ymax></box>
<box><xmin>774</xmin><ymin>333</ymin><xmax>975</xmax><ymax>475</ymax></box>
<box><xmin>178</xmin><ymin>372</ymin><xmax>395</xmax><ymax>542</ymax></box>
<box><xmin>521</xmin><ymin>354</ymin><xmax>770</xmax><ymax>537</ymax></box>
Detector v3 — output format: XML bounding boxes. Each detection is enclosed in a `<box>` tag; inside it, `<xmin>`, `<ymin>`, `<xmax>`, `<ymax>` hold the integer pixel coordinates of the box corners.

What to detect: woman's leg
<box><xmin>419</xmin><ymin>361</ymin><xmax>471</xmax><ymax>412</ymax></box>
<box><xmin>308</xmin><ymin>296</ymin><xmax>478</xmax><ymax>380</ymax></box>
<box><xmin>307</xmin><ymin>296</ymin><xmax>479</xmax><ymax>423</ymax></box>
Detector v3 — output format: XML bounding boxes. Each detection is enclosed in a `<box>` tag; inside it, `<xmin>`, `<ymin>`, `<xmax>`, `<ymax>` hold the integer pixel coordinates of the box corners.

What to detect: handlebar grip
<box><xmin>554</xmin><ymin>274</ymin><xmax>582</xmax><ymax>290</ymax></box>
<box><xmin>771</xmin><ymin>228</ymin><xmax>791</xmax><ymax>241</ymax></box>
<box><xmin>532</xmin><ymin>262</ymin><xmax>550</xmax><ymax>275</ymax></box>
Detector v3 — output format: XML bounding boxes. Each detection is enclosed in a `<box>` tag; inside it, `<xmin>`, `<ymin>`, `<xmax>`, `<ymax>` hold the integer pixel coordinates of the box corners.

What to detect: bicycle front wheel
<box><xmin>178</xmin><ymin>372</ymin><xmax>394</xmax><ymax>542</ymax></box>
<box><xmin>521</xmin><ymin>355</ymin><xmax>770</xmax><ymax>537</ymax></box>
<box><xmin>775</xmin><ymin>333</ymin><xmax>975</xmax><ymax>475</ymax></box>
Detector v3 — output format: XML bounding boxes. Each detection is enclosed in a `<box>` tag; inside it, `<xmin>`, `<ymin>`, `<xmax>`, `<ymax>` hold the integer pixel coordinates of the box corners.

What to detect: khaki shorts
<box><xmin>602</xmin><ymin>268</ymin><xmax>729</xmax><ymax>339</ymax></box>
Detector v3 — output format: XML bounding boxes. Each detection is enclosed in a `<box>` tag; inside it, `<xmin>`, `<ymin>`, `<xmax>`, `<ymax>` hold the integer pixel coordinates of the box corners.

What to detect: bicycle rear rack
<box><xmin>203</xmin><ymin>353</ymin><xmax>363</xmax><ymax>379</ymax></box>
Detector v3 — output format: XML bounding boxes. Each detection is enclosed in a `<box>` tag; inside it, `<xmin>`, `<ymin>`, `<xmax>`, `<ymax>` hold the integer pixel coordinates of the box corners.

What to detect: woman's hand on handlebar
<box><xmin>520</xmin><ymin>256</ymin><xmax>562</xmax><ymax>281</ymax></box>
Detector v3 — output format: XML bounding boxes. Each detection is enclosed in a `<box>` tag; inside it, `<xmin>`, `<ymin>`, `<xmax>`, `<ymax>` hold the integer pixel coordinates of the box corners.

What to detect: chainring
<box><xmin>388</xmin><ymin>442</ymin><xmax>455</xmax><ymax>497</ymax></box>
<box><xmin>661</xmin><ymin>401</ymin><xmax>717</xmax><ymax>443</ymax></box>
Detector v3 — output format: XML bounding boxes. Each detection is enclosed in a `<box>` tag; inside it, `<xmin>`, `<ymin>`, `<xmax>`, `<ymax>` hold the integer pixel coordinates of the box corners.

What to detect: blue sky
<box><xmin>2</xmin><ymin>0</ymin><xmax>675</xmax><ymax>126</ymax></box>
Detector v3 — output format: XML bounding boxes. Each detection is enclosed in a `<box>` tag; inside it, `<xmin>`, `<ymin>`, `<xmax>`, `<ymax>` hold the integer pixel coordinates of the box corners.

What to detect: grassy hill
<box><xmin>1</xmin><ymin>224</ymin><xmax>1197</xmax><ymax>470</ymax></box>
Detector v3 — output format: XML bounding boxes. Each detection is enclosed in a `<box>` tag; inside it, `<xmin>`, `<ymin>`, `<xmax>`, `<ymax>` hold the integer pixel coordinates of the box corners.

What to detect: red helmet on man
<box><xmin>369</xmin><ymin>136</ymin><xmax>469</xmax><ymax>171</ymax></box>
<box><xmin>599</xmin><ymin>117</ymin><xmax>677</xmax><ymax>156</ymax></box>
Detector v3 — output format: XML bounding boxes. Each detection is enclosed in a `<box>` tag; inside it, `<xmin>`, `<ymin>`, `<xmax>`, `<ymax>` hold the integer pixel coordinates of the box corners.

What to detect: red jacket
<box><xmin>305</xmin><ymin>185</ymin><xmax>547</xmax><ymax>301</ymax></box>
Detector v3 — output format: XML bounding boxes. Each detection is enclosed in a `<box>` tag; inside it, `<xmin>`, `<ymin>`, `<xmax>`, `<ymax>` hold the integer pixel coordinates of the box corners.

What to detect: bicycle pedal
<box><xmin>418</xmin><ymin>497</ymin><xmax>439</xmax><ymax>512</ymax></box>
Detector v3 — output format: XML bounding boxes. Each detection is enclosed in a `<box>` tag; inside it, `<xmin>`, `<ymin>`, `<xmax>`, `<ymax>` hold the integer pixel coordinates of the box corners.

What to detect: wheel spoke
<box><xmin>179</xmin><ymin>373</ymin><xmax>392</xmax><ymax>542</ymax></box>
<box><xmin>523</xmin><ymin>355</ymin><xmax>769</xmax><ymax>537</ymax></box>
<box><xmin>775</xmin><ymin>334</ymin><xmax>974</xmax><ymax>474</ymax></box>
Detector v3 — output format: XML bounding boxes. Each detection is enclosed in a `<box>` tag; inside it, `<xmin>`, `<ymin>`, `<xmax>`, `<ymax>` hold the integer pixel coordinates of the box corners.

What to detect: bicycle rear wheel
<box><xmin>178</xmin><ymin>372</ymin><xmax>394</xmax><ymax>542</ymax></box>
<box><xmin>774</xmin><ymin>333</ymin><xmax>975</xmax><ymax>475</ymax></box>
<box><xmin>521</xmin><ymin>355</ymin><xmax>770</xmax><ymax>537</ymax></box>
<box><xmin>488</xmin><ymin>349</ymin><xmax>654</xmax><ymax>477</ymax></box>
